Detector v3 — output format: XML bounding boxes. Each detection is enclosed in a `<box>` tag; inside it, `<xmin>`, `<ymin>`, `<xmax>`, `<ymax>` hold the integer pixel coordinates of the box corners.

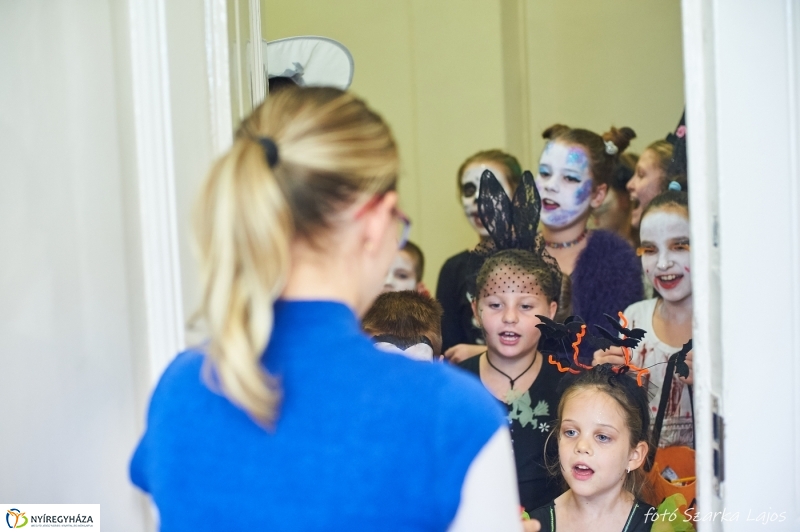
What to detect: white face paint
<box><xmin>460</xmin><ymin>162</ymin><xmax>514</xmax><ymax>237</ymax></box>
<box><xmin>535</xmin><ymin>142</ymin><xmax>595</xmax><ymax>229</ymax></box>
<box><xmin>639</xmin><ymin>209</ymin><xmax>692</xmax><ymax>303</ymax></box>
<box><xmin>382</xmin><ymin>251</ymin><xmax>418</xmax><ymax>293</ymax></box>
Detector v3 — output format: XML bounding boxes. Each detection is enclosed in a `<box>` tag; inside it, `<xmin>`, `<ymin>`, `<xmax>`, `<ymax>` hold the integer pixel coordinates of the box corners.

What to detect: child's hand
<box><xmin>678</xmin><ymin>349</ymin><xmax>694</xmax><ymax>385</ymax></box>
<box><xmin>522</xmin><ymin>518</ymin><xmax>541</xmax><ymax>532</ymax></box>
<box><xmin>592</xmin><ymin>346</ymin><xmax>626</xmax><ymax>367</ymax></box>
<box><xmin>443</xmin><ymin>343</ymin><xmax>485</xmax><ymax>364</ymax></box>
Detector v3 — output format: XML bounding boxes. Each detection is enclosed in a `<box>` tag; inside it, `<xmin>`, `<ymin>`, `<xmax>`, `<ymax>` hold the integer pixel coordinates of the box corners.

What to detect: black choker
<box><xmin>545</xmin><ymin>230</ymin><xmax>587</xmax><ymax>249</ymax></box>
<box><xmin>485</xmin><ymin>352</ymin><xmax>538</xmax><ymax>389</ymax></box>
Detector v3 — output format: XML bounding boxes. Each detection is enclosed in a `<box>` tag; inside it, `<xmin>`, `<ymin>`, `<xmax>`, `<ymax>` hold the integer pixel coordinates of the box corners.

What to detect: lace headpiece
<box><xmin>470</xmin><ymin>170</ymin><xmax>562</xmax><ymax>301</ymax></box>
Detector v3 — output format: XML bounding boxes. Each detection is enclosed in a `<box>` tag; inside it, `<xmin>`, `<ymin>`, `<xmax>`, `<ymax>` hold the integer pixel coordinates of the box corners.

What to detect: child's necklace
<box><xmin>545</xmin><ymin>229</ymin><xmax>587</xmax><ymax>249</ymax></box>
<box><xmin>485</xmin><ymin>352</ymin><xmax>538</xmax><ymax>389</ymax></box>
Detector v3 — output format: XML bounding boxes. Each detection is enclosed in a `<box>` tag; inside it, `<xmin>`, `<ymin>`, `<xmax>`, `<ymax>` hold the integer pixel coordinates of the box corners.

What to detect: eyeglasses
<box><xmin>394</xmin><ymin>207</ymin><xmax>411</xmax><ymax>249</ymax></box>
<box><xmin>354</xmin><ymin>194</ymin><xmax>412</xmax><ymax>250</ymax></box>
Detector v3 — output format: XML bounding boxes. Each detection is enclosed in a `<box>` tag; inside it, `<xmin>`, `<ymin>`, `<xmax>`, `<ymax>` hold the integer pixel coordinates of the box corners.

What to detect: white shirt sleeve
<box><xmin>447</xmin><ymin>427</ymin><xmax>524</xmax><ymax>532</ymax></box>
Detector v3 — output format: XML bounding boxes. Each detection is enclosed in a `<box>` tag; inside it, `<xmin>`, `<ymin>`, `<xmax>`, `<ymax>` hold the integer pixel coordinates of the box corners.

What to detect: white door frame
<box><xmin>682</xmin><ymin>0</ymin><xmax>800</xmax><ymax>529</ymax></box>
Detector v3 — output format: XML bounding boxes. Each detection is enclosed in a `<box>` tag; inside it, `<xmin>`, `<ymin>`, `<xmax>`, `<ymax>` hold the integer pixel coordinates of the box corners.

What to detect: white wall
<box><xmin>0</xmin><ymin>1</ymin><xmax>150</xmax><ymax>530</ymax></box>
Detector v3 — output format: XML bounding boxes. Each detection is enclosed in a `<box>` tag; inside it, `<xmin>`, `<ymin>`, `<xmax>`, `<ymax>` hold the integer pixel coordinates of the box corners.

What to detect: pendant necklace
<box><xmin>545</xmin><ymin>230</ymin><xmax>587</xmax><ymax>249</ymax></box>
<box><xmin>485</xmin><ymin>351</ymin><xmax>538</xmax><ymax>390</ymax></box>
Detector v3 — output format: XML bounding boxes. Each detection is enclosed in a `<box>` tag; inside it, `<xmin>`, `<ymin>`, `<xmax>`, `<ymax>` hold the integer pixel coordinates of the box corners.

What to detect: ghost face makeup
<box><xmin>638</xmin><ymin>208</ymin><xmax>692</xmax><ymax>303</ymax></box>
<box><xmin>535</xmin><ymin>142</ymin><xmax>597</xmax><ymax>229</ymax></box>
<box><xmin>627</xmin><ymin>149</ymin><xmax>666</xmax><ymax>228</ymax></box>
<box><xmin>382</xmin><ymin>250</ymin><xmax>419</xmax><ymax>293</ymax></box>
<box><xmin>460</xmin><ymin>162</ymin><xmax>514</xmax><ymax>237</ymax></box>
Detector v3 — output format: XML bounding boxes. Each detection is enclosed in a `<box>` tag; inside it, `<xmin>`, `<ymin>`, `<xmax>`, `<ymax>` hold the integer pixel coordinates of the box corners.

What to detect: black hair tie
<box><xmin>258</xmin><ymin>137</ymin><xmax>280</xmax><ymax>168</ymax></box>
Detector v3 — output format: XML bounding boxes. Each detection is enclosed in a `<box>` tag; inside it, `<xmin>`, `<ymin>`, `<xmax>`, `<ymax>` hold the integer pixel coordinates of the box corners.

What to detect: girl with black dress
<box><xmin>457</xmin><ymin>170</ymin><xmax>568</xmax><ymax>513</ymax></box>
<box><xmin>437</xmin><ymin>150</ymin><xmax>522</xmax><ymax>362</ymax></box>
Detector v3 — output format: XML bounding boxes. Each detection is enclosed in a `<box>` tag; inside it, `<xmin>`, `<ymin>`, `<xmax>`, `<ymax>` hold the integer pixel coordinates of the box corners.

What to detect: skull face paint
<box><xmin>460</xmin><ymin>162</ymin><xmax>514</xmax><ymax>237</ymax></box>
<box><xmin>535</xmin><ymin>142</ymin><xmax>595</xmax><ymax>229</ymax></box>
<box><xmin>639</xmin><ymin>209</ymin><xmax>692</xmax><ymax>303</ymax></box>
<box><xmin>382</xmin><ymin>250</ymin><xmax>418</xmax><ymax>293</ymax></box>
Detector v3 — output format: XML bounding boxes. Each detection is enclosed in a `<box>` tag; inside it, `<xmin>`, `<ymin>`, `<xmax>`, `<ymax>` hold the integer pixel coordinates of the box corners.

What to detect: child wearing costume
<box><xmin>437</xmin><ymin>150</ymin><xmax>523</xmax><ymax>361</ymax></box>
<box><xmin>457</xmin><ymin>170</ymin><xmax>567</xmax><ymax>513</ymax></box>
<box><xmin>362</xmin><ymin>290</ymin><xmax>443</xmax><ymax>361</ymax></box>
<box><xmin>527</xmin><ymin>364</ymin><xmax>657</xmax><ymax>532</ymax></box>
<box><xmin>595</xmin><ymin>188</ymin><xmax>694</xmax><ymax>447</ymax></box>
<box><xmin>534</xmin><ymin>125</ymin><xmax>643</xmax><ymax>358</ymax></box>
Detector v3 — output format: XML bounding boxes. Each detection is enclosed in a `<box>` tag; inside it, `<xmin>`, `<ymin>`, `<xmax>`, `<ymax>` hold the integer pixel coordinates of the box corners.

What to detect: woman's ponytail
<box><xmin>194</xmin><ymin>138</ymin><xmax>292</xmax><ymax>426</ymax></box>
<box><xmin>192</xmin><ymin>87</ymin><xmax>398</xmax><ymax>427</ymax></box>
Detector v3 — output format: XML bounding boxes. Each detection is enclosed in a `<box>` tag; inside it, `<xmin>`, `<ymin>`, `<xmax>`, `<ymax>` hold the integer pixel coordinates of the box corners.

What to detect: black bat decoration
<box><xmin>602</xmin><ymin>313</ymin><xmax>646</xmax><ymax>340</ymax></box>
<box><xmin>593</xmin><ymin>325</ymin><xmax>642</xmax><ymax>349</ymax></box>
<box><xmin>673</xmin><ymin>339</ymin><xmax>693</xmax><ymax>379</ymax></box>
<box><xmin>536</xmin><ymin>315</ymin><xmax>586</xmax><ymax>360</ymax></box>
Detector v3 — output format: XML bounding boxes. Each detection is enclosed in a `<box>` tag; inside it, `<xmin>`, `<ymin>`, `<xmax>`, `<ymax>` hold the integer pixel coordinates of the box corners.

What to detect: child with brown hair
<box><xmin>362</xmin><ymin>290</ymin><xmax>443</xmax><ymax>361</ymax></box>
<box><xmin>437</xmin><ymin>149</ymin><xmax>524</xmax><ymax>361</ymax></box>
<box><xmin>534</xmin><ymin>124</ymin><xmax>643</xmax><ymax>360</ymax></box>
<box><xmin>529</xmin><ymin>365</ymin><xmax>656</xmax><ymax>531</ymax></box>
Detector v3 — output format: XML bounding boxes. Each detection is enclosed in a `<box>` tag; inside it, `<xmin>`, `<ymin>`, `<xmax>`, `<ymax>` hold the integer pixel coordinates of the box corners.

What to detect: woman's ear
<box><xmin>590</xmin><ymin>183</ymin><xmax>608</xmax><ymax>209</ymax></box>
<box><xmin>548</xmin><ymin>300</ymin><xmax>558</xmax><ymax>320</ymax></box>
<box><xmin>361</xmin><ymin>191</ymin><xmax>398</xmax><ymax>255</ymax></box>
<box><xmin>627</xmin><ymin>441</ymin><xmax>649</xmax><ymax>471</ymax></box>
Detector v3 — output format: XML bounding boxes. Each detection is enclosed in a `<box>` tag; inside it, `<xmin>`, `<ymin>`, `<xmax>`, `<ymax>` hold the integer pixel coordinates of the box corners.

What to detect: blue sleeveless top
<box><xmin>130</xmin><ymin>300</ymin><xmax>505</xmax><ymax>531</ymax></box>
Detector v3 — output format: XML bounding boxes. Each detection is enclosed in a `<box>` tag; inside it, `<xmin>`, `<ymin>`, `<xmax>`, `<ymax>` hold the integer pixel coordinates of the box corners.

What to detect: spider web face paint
<box><xmin>535</xmin><ymin>142</ymin><xmax>594</xmax><ymax>229</ymax></box>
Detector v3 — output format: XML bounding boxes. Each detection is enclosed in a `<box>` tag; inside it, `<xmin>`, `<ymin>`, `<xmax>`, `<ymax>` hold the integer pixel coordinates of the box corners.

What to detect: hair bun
<box><xmin>603</xmin><ymin>126</ymin><xmax>637</xmax><ymax>155</ymax></box>
<box><xmin>542</xmin><ymin>124</ymin><xmax>570</xmax><ymax>140</ymax></box>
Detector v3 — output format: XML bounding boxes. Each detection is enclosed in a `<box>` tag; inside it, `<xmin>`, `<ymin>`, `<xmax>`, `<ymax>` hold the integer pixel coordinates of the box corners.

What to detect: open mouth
<box><xmin>630</xmin><ymin>197</ymin><xmax>641</xmax><ymax>210</ymax></box>
<box><xmin>499</xmin><ymin>331</ymin><xmax>521</xmax><ymax>346</ymax></box>
<box><xmin>542</xmin><ymin>198</ymin><xmax>560</xmax><ymax>211</ymax></box>
<box><xmin>572</xmin><ymin>464</ymin><xmax>594</xmax><ymax>480</ymax></box>
<box><xmin>655</xmin><ymin>274</ymin><xmax>683</xmax><ymax>290</ymax></box>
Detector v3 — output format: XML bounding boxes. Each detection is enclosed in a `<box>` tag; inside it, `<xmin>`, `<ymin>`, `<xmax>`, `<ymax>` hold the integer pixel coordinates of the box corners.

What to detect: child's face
<box><xmin>473</xmin><ymin>273</ymin><xmax>556</xmax><ymax>359</ymax></box>
<box><xmin>536</xmin><ymin>141</ymin><xmax>600</xmax><ymax>229</ymax></box>
<box><xmin>558</xmin><ymin>388</ymin><xmax>642</xmax><ymax>499</ymax></box>
<box><xmin>382</xmin><ymin>250</ymin><xmax>419</xmax><ymax>293</ymax></box>
<box><xmin>627</xmin><ymin>149</ymin><xmax>666</xmax><ymax>228</ymax></box>
<box><xmin>639</xmin><ymin>207</ymin><xmax>692</xmax><ymax>303</ymax></box>
<box><xmin>460</xmin><ymin>161</ymin><xmax>514</xmax><ymax>237</ymax></box>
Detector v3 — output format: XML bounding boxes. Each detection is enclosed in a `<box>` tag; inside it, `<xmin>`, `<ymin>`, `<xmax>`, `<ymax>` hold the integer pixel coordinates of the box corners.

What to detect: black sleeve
<box><xmin>526</xmin><ymin>503</ymin><xmax>555</xmax><ymax>532</ymax></box>
<box><xmin>436</xmin><ymin>256</ymin><xmax>468</xmax><ymax>352</ymax></box>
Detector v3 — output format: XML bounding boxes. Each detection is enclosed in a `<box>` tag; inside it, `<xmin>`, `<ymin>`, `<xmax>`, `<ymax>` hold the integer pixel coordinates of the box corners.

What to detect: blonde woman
<box><xmin>129</xmin><ymin>88</ymin><xmax>529</xmax><ymax>531</ymax></box>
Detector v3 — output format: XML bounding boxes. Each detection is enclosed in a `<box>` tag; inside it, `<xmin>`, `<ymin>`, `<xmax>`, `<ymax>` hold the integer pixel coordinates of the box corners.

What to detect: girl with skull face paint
<box><xmin>594</xmin><ymin>189</ymin><xmax>694</xmax><ymax>448</ymax></box>
<box><xmin>436</xmin><ymin>150</ymin><xmax>523</xmax><ymax>361</ymax></box>
<box><xmin>534</xmin><ymin>125</ymin><xmax>644</xmax><ymax>361</ymax></box>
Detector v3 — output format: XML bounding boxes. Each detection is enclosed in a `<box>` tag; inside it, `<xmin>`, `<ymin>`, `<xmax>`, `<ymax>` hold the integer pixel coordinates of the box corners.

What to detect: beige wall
<box><xmin>263</xmin><ymin>0</ymin><xmax>509</xmax><ymax>291</ymax></box>
<box><xmin>523</xmin><ymin>0</ymin><xmax>685</xmax><ymax>159</ymax></box>
<box><xmin>262</xmin><ymin>0</ymin><xmax>684</xmax><ymax>292</ymax></box>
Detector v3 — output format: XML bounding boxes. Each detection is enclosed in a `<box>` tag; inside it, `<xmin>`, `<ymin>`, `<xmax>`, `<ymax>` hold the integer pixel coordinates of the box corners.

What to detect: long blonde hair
<box><xmin>193</xmin><ymin>87</ymin><xmax>398</xmax><ymax>426</ymax></box>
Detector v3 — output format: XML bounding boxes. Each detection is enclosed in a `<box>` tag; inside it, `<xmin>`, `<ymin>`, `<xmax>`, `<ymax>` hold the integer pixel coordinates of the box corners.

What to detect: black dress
<box><xmin>458</xmin><ymin>354</ymin><xmax>565</xmax><ymax>512</ymax></box>
<box><xmin>436</xmin><ymin>251</ymin><xmax>485</xmax><ymax>351</ymax></box>
<box><xmin>529</xmin><ymin>499</ymin><xmax>657</xmax><ymax>532</ymax></box>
